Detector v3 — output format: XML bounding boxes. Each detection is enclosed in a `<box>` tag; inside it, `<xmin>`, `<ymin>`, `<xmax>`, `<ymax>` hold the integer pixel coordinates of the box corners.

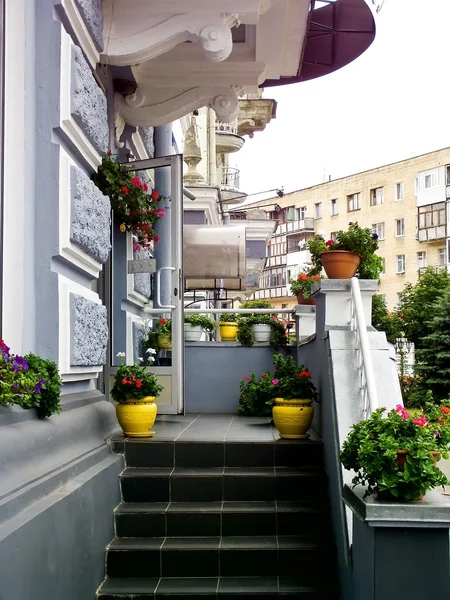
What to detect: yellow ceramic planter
<box><xmin>272</xmin><ymin>398</ymin><xmax>314</xmax><ymax>439</ymax></box>
<box><xmin>158</xmin><ymin>335</ymin><xmax>172</xmax><ymax>349</ymax></box>
<box><xmin>116</xmin><ymin>396</ymin><xmax>158</xmax><ymax>438</ymax></box>
<box><xmin>219</xmin><ymin>322</ymin><xmax>238</xmax><ymax>341</ymax></box>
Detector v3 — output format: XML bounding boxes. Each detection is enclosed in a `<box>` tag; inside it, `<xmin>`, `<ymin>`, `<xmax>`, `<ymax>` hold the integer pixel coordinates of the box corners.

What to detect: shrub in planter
<box><xmin>237</xmin><ymin>314</ymin><xmax>288</xmax><ymax>348</ymax></box>
<box><xmin>184</xmin><ymin>314</ymin><xmax>216</xmax><ymax>332</ymax></box>
<box><xmin>289</xmin><ymin>271</ymin><xmax>321</xmax><ymax>301</ymax></box>
<box><xmin>238</xmin><ymin>371</ymin><xmax>276</xmax><ymax>416</ymax></box>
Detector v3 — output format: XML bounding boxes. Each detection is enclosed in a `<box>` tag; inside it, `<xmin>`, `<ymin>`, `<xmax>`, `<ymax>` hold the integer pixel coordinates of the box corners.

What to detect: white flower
<box><xmin>138</xmin><ymin>357</ymin><xmax>143</xmax><ymax>362</ymax></box>
<box><xmin>146</xmin><ymin>348</ymin><xmax>157</xmax><ymax>354</ymax></box>
<box><xmin>116</xmin><ymin>352</ymin><xmax>126</xmax><ymax>358</ymax></box>
<box><xmin>148</xmin><ymin>356</ymin><xmax>155</xmax><ymax>363</ymax></box>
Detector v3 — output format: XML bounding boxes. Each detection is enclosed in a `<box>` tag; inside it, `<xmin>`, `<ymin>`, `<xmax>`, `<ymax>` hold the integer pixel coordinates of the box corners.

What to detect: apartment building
<box><xmin>244</xmin><ymin>147</ymin><xmax>450</xmax><ymax>310</ymax></box>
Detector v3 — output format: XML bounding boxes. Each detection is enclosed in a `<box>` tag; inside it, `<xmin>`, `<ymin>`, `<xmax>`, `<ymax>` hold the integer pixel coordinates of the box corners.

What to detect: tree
<box><xmin>415</xmin><ymin>288</ymin><xmax>450</xmax><ymax>402</ymax></box>
<box><xmin>371</xmin><ymin>294</ymin><xmax>403</xmax><ymax>344</ymax></box>
<box><xmin>396</xmin><ymin>267</ymin><xmax>450</xmax><ymax>348</ymax></box>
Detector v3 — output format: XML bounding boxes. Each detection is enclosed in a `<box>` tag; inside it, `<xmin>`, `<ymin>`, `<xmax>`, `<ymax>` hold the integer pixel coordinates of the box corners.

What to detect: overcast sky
<box><xmin>235</xmin><ymin>0</ymin><xmax>450</xmax><ymax>202</ymax></box>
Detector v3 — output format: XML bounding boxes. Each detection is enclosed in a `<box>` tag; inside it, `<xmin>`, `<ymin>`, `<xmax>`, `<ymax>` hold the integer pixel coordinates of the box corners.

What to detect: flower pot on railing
<box><xmin>320</xmin><ymin>250</ymin><xmax>361</xmax><ymax>279</ymax></box>
<box><xmin>219</xmin><ymin>322</ymin><xmax>238</xmax><ymax>341</ymax></box>
<box><xmin>296</xmin><ymin>293</ymin><xmax>316</xmax><ymax>306</ymax></box>
<box><xmin>251</xmin><ymin>324</ymin><xmax>272</xmax><ymax>343</ymax></box>
<box><xmin>184</xmin><ymin>324</ymin><xmax>203</xmax><ymax>342</ymax></box>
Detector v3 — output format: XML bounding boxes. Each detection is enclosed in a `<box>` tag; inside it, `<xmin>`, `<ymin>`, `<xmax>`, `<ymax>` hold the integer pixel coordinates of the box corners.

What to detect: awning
<box><xmin>262</xmin><ymin>0</ymin><xmax>376</xmax><ymax>87</ymax></box>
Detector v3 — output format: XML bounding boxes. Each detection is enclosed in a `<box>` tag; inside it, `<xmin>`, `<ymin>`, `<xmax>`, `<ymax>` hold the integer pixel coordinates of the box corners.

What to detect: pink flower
<box><xmin>272</xmin><ymin>379</ymin><xmax>279</xmax><ymax>385</ymax></box>
<box><xmin>153</xmin><ymin>235</ymin><xmax>159</xmax><ymax>243</ymax></box>
<box><xmin>395</xmin><ymin>404</ymin><xmax>404</xmax><ymax>413</ymax></box>
<box><xmin>243</xmin><ymin>376</ymin><xmax>250</xmax><ymax>381</ymax></box>
<box><xmin>413</xmin><ymin>416</ymin><xmax>428</xmax><ymax>427</ymax></box>
<box><xmin>143</xmin><ymin>183</ymin><xmax>148</xmax><ymax>192</ymax></box>
<box><xmin>156</xmin><ymin>208</ymin><xmax>166</xmax><ymax>219</ymax></box>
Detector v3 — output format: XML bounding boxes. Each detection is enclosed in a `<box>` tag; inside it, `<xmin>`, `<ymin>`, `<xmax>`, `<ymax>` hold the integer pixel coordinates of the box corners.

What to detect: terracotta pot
<box><xmin>320</xmin><ymin>250</ymin><xmax>361</xmax><ymax>279</ymax></box>
<box><xmin>296</xmin><ymin>293</ymin><xmax>316</xmax><ymax>306</ymax></box>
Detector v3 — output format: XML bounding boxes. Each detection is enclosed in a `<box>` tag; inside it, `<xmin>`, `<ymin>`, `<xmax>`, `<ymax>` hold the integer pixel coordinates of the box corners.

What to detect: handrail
<box><xmin>350</xmin><ymin>277</ymin><xmax>379</xmax><ymax>418</ymax></box>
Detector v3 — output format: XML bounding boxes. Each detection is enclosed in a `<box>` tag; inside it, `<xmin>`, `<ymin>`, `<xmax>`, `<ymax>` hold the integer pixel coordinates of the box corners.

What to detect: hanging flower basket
<box><xmin>92</xmin><ymin>154</ymin><xmax>167</xmax><ymax>249</ymax></box>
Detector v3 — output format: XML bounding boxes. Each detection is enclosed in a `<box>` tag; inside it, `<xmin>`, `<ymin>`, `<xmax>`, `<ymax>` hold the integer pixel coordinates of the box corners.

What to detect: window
<box><xmin>438</xmin><ymin>247</ymin><xmax>447</xmax><ymax>266</ymax></box>
<box><xmin>417</xmin><ymin>251</ymin><xmax>427</xmax><ymax>270</ymax></box>
<box><xmin>418</xmin><ymin>203</ymin><xmax>446</xmax><ymax>229</ymax></box>
<box><xmin>314</xmin><ymin>202</ymin><xmax>322</xmax><ymax>219</ymax></box>
<box><xmin>425</xmin><ymin>174</ymin><xmax>432</xmax><ymax>188</ymax></box>
<box><xmin>396</xmin><ymin>182</ymin><xmax>404</xmax><ymax>201</ymax></box>
<box><xmin>446</xmin><ymin>166</ymin><xmax>450</xmax><ymax>186</ymax></box>
<box><xmin>395</xmin><ymin>218</ymin><xmax>405</xmax><ymax>237</ymax></box>
<box><xmin>417</xmin><ymin>169</ymin><xmax>439</xmax><ymax>190</ymax></box>
<box><xmin>396</xmin><ymin>255</ymin><xmax>406</xmax><ymax>274</ymax></box>
<box><xmin>286</xmin><ymin>206</ymin><xmax>296</xmax><ymax>221</ymax></box>
<box><xmin>297</xmin><ymin>206</ymin><xmax>307</xmax><ymax>221</ymax></box>
<box><xmin>380</xmin><ymin>258</ymin><xmax>386</xmax><ymax>276</ymax></box>
<box><xmin>330</xmin><ymin>232</ymin><xmax>338</xmax><ymax>242</ymax></box>
<box><xmin>331</xmin><ymin>198</ymin><xmax>338</xmax><ymax>216</ymax></box>
<box><xmin>371</xmin><ymin>222</ymin><xmax>385</xmax><ymax>241</ymax></box>
<box><xmin>347</xmin><ymin>193</ymin><xmax>360</xmax><ymax>212</ymax></box>
<box><xmin>397</xmin><ymin>293</ymin><xmax>404</xmax><ymax>307</ymax></box>
<box><xmin>370</xmin><ymin>187</ymin><xmax>384</xmax><ymax>206</ymax></box>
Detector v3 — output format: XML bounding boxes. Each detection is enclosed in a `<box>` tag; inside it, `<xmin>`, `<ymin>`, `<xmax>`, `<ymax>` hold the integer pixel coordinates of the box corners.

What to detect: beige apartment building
<box><xmin>241</xmin><ymin>147</ymin><xmax>450</xmax><ymax>310</ymax></box>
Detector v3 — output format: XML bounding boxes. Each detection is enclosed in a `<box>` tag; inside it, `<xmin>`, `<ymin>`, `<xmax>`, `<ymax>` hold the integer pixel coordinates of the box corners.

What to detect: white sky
<box><xmin>235</xmin><ymin>0</ymin><xmax>450</xmax><ymax>202</ymax></box>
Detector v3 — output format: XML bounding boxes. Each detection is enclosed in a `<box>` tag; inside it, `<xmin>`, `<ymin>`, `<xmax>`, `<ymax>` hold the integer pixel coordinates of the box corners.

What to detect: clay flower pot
<box><xmin>296</xmin><ymin>293</ymin><xmax>316</xmax><ymax>306</ymax></box>
<box><xmin>320</xmin><ymin>250</ymin><xmax>361</xmax><ymax>279</ymax></box>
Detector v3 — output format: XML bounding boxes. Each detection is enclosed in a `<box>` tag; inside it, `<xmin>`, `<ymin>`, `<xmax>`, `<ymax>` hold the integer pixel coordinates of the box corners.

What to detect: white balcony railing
<box><xmin>221</xmin><ymin>166</ymin><xmax>240</xmax><ymax>191</ymax></box>
<box><xmin>215</xmin><ymin>120</ymin><xmax>238</xmax><ymax>135</ymax></box>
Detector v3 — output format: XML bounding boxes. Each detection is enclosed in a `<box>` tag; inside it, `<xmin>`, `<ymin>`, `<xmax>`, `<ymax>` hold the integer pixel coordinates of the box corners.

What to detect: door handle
<box><xmin>156</xmin><ymin>266</ymin><xmax>176</xmax><ymax>309</ymax></box>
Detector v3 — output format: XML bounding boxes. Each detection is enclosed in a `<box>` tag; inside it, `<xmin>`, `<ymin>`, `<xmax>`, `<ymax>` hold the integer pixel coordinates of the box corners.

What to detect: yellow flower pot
<box><xmin>158</xmin><ymin>335</ymin><xmax>172</xmax><ymax>349</ymax></box>
<box><xmin>219</xmin><ymin>322</ymin><xmax>238</xmax><ymax>341</ymax></box>
<box><xmin>272</xmin><ymin>398</ymin><xmax>314</xmax><ymax>439</ymax></box>
<box><xmin>116</xmin><ymin>396</ymin><xmax>158</xmax><ymax>438</ymax></box>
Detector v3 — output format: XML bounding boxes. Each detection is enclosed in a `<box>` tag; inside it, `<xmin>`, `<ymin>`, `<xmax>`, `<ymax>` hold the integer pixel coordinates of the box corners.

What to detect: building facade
<box><xmin>247</xmin><ymin>147</ymin><xmax>450</xmax><ymax>310</ymax></box>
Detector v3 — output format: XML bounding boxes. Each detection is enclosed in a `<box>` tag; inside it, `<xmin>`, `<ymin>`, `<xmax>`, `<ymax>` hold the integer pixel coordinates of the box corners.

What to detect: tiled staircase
<box><xmin>97</xmin><ymin>436</ymin><xmax>339</xmax><ymax>599</ymax></box>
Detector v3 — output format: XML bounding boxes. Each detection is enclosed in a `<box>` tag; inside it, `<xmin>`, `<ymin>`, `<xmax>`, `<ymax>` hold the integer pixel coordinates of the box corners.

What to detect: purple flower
<box><xmin>372</xmin><ymin>233</ymin><xmax>379</xmax><ymax>240</ymax></box>
<box><xmin>34</xmin><ymin>378</ymin><xmax>46</xmax><ymax>394</ymax></box>
<box><xmin>12</xmin><ymin>355</ymin><xmax>29</xmax><ymax>371</ymax></box>
<box><xmin>434</xmin><ymin>430</ymin><xmax>441</xmax><ymax>438</ymax></box>
<box><xmin>12</xmin><ymin>383</ymin><xmax>19</xmax><ymax>391</ymax></box>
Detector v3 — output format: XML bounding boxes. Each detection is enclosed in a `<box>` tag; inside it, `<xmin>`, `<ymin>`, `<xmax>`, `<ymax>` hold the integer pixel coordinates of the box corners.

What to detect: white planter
<box><xmin>184</xmin><ymin>324</ymin><xmax>203</xmax><ymax>342</ymax></box>
<box><xmin>251</xmin><ymin>324</ymin><xmax>272</xmax><ymax>343</ymax></box>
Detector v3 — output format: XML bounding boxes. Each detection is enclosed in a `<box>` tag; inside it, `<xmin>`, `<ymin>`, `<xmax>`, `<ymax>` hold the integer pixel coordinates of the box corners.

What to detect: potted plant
<box><xmin>307</xmin><ymin>222</ymin><xmax>383</xmax><ymax>280</ymax></box>
<box><xmin>340</xmin><ymin>406</ymin><xmax>450</xmax><ymax>501</ymax></box>
<box><xmin>92</xmin><ymin>154</ymin><xmax>166</xmax><ymax>249</ymax></box>
<box><xmin>112</xmin><ymin>349</ymin><xmax>163</xmax><ymax>437</ymax></box>
<box><xmin>219</xmin><ymin>313</ymin><xmax>239</xmax><ymax>341</ymax></box>
<box><xmin>0</xmin><ymin>339</ymin><xmax>62</xmax><ymax>418</ymax></box>
<box><xmin>239</xmin><ymin>300</ymin><xmax>272</xmax><ymax>342</ymax></box>
<box><xmin>289</xmin><ymin>271</ymin><xmax>321</xmax><ymax>305</ymax></box>
<box><xmin>155</xmin><ymin>317</ymin><xmax>172</xmax><ymax>349</ymax></box>
<box><xmin>270</xmin><ymin>353</ymin><xmax>318</xmax><ymax>439</ymax></box>
<box><xmin>238</xmin><ymin>370</ymin><xmax>276</xmax><ymax>417</ymax></box>
<box><xmin>237</xmin><ymin>314</ymin><xmax>288</xmax><ymax>347</ymax></box>
<box><xmin>184</xmin><ymin>314</ymin><xmax>216</xmax><ymax>342</ymax></box>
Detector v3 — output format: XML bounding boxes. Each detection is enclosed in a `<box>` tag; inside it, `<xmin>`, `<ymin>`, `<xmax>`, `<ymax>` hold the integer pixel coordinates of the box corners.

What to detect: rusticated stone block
<box><xmin>74</xmin><ymin>0</ymin><xmax>104</xmax><ymax>51</ymax></box>
<box><xmin>132</xmin><ymin>322</ymin><xmax>148</xmax><ymax>364</ymax></box>
<box><xmin>70</xmin><ymin>294</ymin><xmax>108</xmax><ymax>366</ymax></box>
<box><xmin>140</xmin><ymin>127</ymin><xmax>155</xmax><ymax>158</ymax></box>
<box><xmin>133</xmin><ymin>247</ymin><xmax>152</xmax><ymax>298</ymax></box>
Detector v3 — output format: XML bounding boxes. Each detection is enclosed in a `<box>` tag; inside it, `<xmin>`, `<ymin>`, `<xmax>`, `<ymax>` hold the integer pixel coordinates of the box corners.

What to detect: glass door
<box><xmin>106</xmin><ymin>154</ymin><xmax>184</xmax><ymax>414</ymax></box>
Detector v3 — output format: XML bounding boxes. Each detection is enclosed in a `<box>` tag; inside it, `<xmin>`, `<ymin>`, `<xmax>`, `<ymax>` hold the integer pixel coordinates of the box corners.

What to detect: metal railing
<box><xmin>220</xmin><ymin>167</ymin><xmax>240</xmax><ymax>191</ymax></box>
<box><xmin>349</xmin><ymin>277</ymin><xmax>379</xmax><ymax>418</ymax></box>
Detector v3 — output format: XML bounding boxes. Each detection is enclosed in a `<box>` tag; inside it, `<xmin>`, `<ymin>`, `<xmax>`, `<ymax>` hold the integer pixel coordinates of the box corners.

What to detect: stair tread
<box><xmin>121</xmin><ymin>466</ymin><xmax>324</xmax><ymax>478</ymax></box>
<box><xmin>115</xmin><ymin>500</ymin><xmax>326</xmax><ymax>514</ymax></box>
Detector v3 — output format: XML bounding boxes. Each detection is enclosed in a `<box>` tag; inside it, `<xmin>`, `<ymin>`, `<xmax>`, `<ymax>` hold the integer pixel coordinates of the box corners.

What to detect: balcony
<box><xmin>215</xmin><ymin>119</ymin><xmax>245</xmax><ymax>154</ymax></box>
<box><xmin>220</xmin><ymin>167</ymin><xmax>247</xmax><ymax>205</ymax></box>
<box><xmin>416</xmin><ymin>226</ymin><xmax>446</xmax><ymax>243</ymax></box>
<box><xmin>277</xmin><ymin>218</ymin><xmax>315</xmax><ymax>235</ymax></box>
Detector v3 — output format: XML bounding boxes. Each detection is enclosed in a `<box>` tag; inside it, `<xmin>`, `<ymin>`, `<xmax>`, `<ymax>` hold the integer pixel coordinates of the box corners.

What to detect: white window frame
<box><xmin>370</xmin><ymin>187</ymin><xmax>384</xmax><ymax>206</ymax></box>
<box><xmin>331</xmin><ymin>198</ymin><xmax>338</xmax><ymax>216</ymax></box>
<box><xmin>314</xmin><ymin>202</ymin><xmax>322</xmax><ymax>220</ymax></box>
<box><xmin>396</xmin><ymin>255</ymin><xmax>406</xmax><ymax>274</ymax></box>
<box><xmin>417</xmin><ymin>251</ymin><xmax>427</xmax><ymax>270</ymax></box>
<box><xmin>395</xmin><ymin>218</ymin><xmax>405</xmax><ymax>237</ymax></box>
<box><xmin>396</xmin><ymin>182</ymin><xmax>404</xmax><ymax>201</ymax></box>
<box><xmin>347</xmin><ymin>193</ymin><xmax>360</xmax><ymax>212</ymax></box>
<box><xmin>297</xmin><ymin>206</ymin><xmax>307</xmax><ymax>220</ymax></box>
<box><xmin>438</xmin><ymin>247</ymin><xmax>447</xmax><ymax>266</ymax></box>
<box><xmin>371</xmin><ymin>222</ymin><xmax>385</xmax><ymax>241</ymax></box>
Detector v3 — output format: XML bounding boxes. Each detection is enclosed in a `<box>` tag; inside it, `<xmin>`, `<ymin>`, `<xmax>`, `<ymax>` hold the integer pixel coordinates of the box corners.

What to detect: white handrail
<box><xmin>350</xmin><ymin>277</ymin><xmax>379</xmax><ymax>417</ymax></box>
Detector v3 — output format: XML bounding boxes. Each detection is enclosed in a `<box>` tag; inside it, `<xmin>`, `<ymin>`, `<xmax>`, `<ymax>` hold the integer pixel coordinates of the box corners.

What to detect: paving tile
<box><xmin>218</xmin><ymin>576</ymin><xmax>278</xmax><ymax>593</ymax></box>
<box><xmin>156</xmin><ymin>577</ymin><xmax>218</xmax><ymax>594</ymax></box>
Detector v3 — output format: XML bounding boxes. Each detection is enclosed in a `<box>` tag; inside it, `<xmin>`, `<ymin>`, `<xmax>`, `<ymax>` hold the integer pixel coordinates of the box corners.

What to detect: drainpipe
<box><xmin>154</xmin><ymin>124</ymin><xmax>173</xmax><ymax>309</ymax></box>
<box><xmin>207</xmin><ymin>108</ymin><xmax>217</xmax><ymax>186</ymax></box>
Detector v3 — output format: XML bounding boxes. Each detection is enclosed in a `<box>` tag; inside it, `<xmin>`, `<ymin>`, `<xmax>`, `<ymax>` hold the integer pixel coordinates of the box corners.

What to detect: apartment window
<box><xmin>330</xmin><ymin>232</ymin><xmax>338</xmax><ymax>242</ymax></box>
<box><xmin>397</xmin><ymin>293</ymin><xmax>404</xmax><ymax>307</ymax></box>
<box><xmin>396</xmin><ymin>182</ymin><xmax>404</xmax><ymax>201</ymax></box>
<box><xmin>395</xmin><ymin>218</ymin><xmax>405</xmax><ymax>237</ymax></box>
<box><xmin>425</xmin><ymin>174</ymin><xmax>432</xmax><ymax>188</ymax></box>
<box><xmin>396</xmin><ymin>255</ymin><xmax>406</xmax><ymax>274</ymax></box>
<box><xmin>347</xmin><ymin>193</ymin><xmax>361</xmax><ymax>212</ymax></box>
<box><xmin>371</xmin><ymin>222</ymin><xmax>385</xmax><ymax>241</ymax></box>
<box><xmin>438</xmin><ymin>247</ymin><xmax>447</xmax><ymax>266</ymax></box>
<box><xmin>418</xmin><ymin>203</ymin><xmax>446</xmax><ymax>229</ymax></box>
<box><xmin>314</xmin><ymin>202</ymin><xmax>322</xmax><ymax>219</ymax></box>
<box><xmin>331</xmin><ymin>198</ymin><xmax>338</xmax><ymax>216</ymax></box>
<box><xmin>417</xmin><ymin>251</ymin><xmax>427</xmax><ymax>270</ymax></box>
<box><xmin>446</xmin><ymin>166</ymin><xmax>450</xmax><ymax>186</ymax></box>
<box><xmin>417</xmin><ymin>169</ymin><xmax>439</xmax><ymax>190</ymax></box>
<box><xmin>370</xmin><ymin>187</ymin><xmax>384</xmax><ymax>206</ymax></box>
<box><xmin>286</xmin><ymin>206</ymin><xmax>296</xmax><ymax>221</ymax></box>
<box><xmin>297</xmin><ymin>206</ymin><xmax>307</xmax><ymax>220</ymax></box>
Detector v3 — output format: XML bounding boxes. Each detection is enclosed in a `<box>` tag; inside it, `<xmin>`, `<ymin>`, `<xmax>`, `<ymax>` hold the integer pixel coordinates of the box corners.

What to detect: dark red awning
<box><xmin>262</xmin><ymin>0</ymin><xmax>376</xmax><ymax>87</ymax></box>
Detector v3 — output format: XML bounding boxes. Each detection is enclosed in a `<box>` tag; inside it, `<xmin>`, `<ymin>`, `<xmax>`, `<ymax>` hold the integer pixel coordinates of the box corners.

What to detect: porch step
<box><xmin>97</xmin><ymin>437</ymin><xmax>338</xmax><ymax>598</ymax></box>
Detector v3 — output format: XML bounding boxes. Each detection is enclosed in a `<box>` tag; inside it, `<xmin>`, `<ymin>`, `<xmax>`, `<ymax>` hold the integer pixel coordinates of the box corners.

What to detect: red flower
<box><xmin>441</xmin><ymin>406</ymin><xmax>450</xmax><ymax>414</ymax></box>
<box><xmin>159</xmin><ymin>318</ymin><xmax>166</xmax><ymax>325</ymax></box>
<box><xmin>143</xmin><ymin>183</ymin><xmax>148</xmax><ymax>192</ymax></box>
<box><xmin>151</xmin><ymin>190</ymin><xmax>159</xmax><ymax>201</ymax></box>
<box><xmin>153</xmin><ymin>235</ymin><xmax>160</xmax><ymax>243</ymax></box>
<box><xmin>136</xmin><ymin>380</ymin><xmax>143</xmax><ymax>388</ymax></box>
<box><xmin>299</xmin><ymin>273</ymin><xmax>308</xmax><ymax>280</ymax></box>
<box><xmin>299</xmin><ymin>371</ymin><xmax>311</xmax><ymax>379</ymax></box>
<box><xmin>131</xmin><ymin>177</ymin><xmax>141</xmax><ymax>187</ymax></box>
<box><xmin>314</xmin><ymin>275</ymin><xmax>321</xmax><ymax>280</ymax></box>
<box><xmin>122</xmin><ymin>377</ymin><xmax>129</xmax><ymax>384</ymax></box>
<box><xmin>325</xmin><ymin>240</ymin><xmax>335</xmax><ymax>247</ymax></box>
<box><xmin>107</xmin><ymin>150</ymin><xmax>112</xmax><ymax>156</ymax></box>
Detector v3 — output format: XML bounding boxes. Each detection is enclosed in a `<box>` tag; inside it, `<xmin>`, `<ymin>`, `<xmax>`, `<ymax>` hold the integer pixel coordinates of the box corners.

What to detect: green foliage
<box><xmin>272</xmin><ymin>353</ymin><xmax>318</xmax><ymax>400</ymax></box>
<box><xmin>371</xmin><ymin>295</ymin><xmax>403</xmax><ymax>344</ymax></box>
<box><xmin>111</xmin><ymin>351</ymin><xmax>163</xmax><ymax>403</ymax></box>
<box><xmin>236</xmin><ymin>315</ymin><xmax>288</xmax><ymax>348</ymax></box>
<box><xmin>340</xmin><ymin>408</ymin><xmax>450</xmax><ymax>501</ymax></box>
<box><xmin>92</xmin><ymin>155</ymin><xmax>166</xmax><ymax>247</ymax></box>
<box><xmin>238</xmin><ymin>371</ymin><xmax>275</xmax><ymax>416</ymax></box>
<box><xmin>415</xmin><ymin>288</ymin><xmax>450</xmax><ymax>401</ymax></box>
<box><xmin>0</xmin><ymin>340</ymin><xmax>62</xmax><ymax>418</ymax></box>
<box><xmin>184</xmin><ymin>314</ymin><xmax>216</xmax><ymax>332</ymax></box>
<box><xmin>396</xmin><ymin>267</ymin><xmax>450</xmax><ymax>348</ymax></box>
<box><xmin>142</xmin><ymin>331</ymin><xmax>159</xmax><ymax>352</ymax></box>
<box><xmin>239</xmin><ymin>300</ymin><xmax>272</xmax><ymax>309</ymax></box>
<box><xmin>307</xmin><ymin>222</ymin><xmax>383</xmax><ymax>279</ymax></box>
<box><xmin>155</xmin><ymin>317</ymin><xmax>171</xmax><ymax>337</ymax></box>
<box><xmin>219</xmin><ymin>313</ymin><xmax>238</xmax><ymax>323</ymax></box>
<box><xmin>289</xmin><ymin>271</ymin><xmax>321</xmax><ymax>297</ymax></box>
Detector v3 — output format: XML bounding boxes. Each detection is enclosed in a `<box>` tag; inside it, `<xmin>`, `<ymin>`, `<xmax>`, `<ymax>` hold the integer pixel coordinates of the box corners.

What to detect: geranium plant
<box><xmin>271</xmin><ymin>353</ymin><xmax>318</xmax><ymax>400</ymax></box>
<box><xmin>307</xmin><ymin>222</ymin><xmax>383</xmax><ymax>279</ymax></box>
<box><xmin>155</xmin><ymin>318</ymin><xmax>171</xmax><ymax>337</ymax></box>
<box><xmin>289</xmin><ymin>271</ymin><xmax>321</xmax><ymax>298</ymax></box>
<box><xmin>92</xmin><ymin>154</ymin><xmax>167</xmax><ymax>249</ymax></box>
<box><xmin>340</xmin><ymin>406</ymin><xmax>450</xmax><ymax>501</ymax></box>
<box><xmin>0</xmin><ymin>339</ymin><xmax>62</xmax><ymax>418</ymax></box>
<box><xmin>111</xmin><ymin>349</ymin><xmax>163</xmax><ymax>403</ymax></box>
<box><xmin>238</xmin><ymin>371</ymin><xmax>276</xmax><ymax>416</ymax></box>
<box><xmin>184</xmin><ymin>314</ymin><xmax>216</xmax><ymax>332</ymax></box>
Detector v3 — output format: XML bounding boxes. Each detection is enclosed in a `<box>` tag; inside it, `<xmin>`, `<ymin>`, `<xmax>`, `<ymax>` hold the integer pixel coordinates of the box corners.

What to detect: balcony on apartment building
<box><xmin>220</xmin><ymin>166</ymin><xmax>247</xmax><ymax>204</ymax></box>
<box><xmin>215</xmin><ymin>119</ymin><xmax>245</xmax><ymax>154</ymax></box>
<box><xmin>416</xmin><ymin>166</ymin><xmax>449</xmax><ymax>243</ymax></box>
<box><xmin>416</xmin><ymin>202</ymin><xmax>446</xmax><ymax>243</ymax></box>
